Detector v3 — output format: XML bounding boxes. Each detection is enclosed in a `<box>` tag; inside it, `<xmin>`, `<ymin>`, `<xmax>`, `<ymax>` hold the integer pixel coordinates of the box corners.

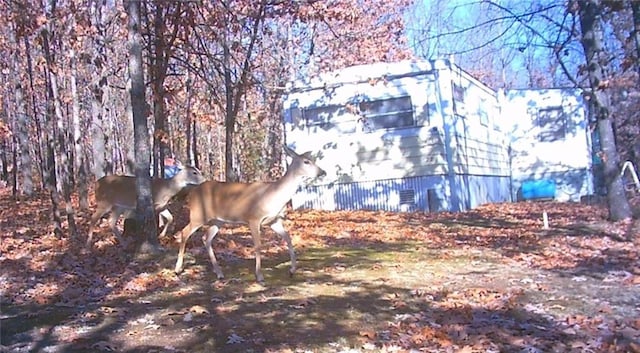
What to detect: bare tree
<box><xmin>40</xmin><ymin>0</ymin><xmax>79</xmax><ymax>237</ymax></box>
<box><xmin>127</xmin><ymin>0</ymin><xmax>158</xmax><ymax>252</ymax></box>
<box><xmin>184</xmin><ymin>71</ymin><xmax>199</xmax><ymax>168</ymax></box>
<box><xmin>70</xmin><ymin>48</ymin><xmax>90</xmax><ymax>210</ymax></box>
<box><xmin>408</xmin><ymin>1</ymin><xmax>581</xmax><ymax>88</ymax></box>
<box><xmin>143</xmin><ymin>0</ymin><xmax>191</xmax><ymax>178</ymax></box>
<box><xmin>628</xmin><ymin>1</ymin><xmax>640</xmax><ymax>166</ymax></box>
<box><xmin>221</xmin><ymin>1</ymin><xmax>266</xmax><ymax>182</ymax></box>
<box><xmin>8</xmin><ymin>23</ymin><xmax>33</xmax><ymax>197</ymax></box>
<box><xmin>577</xmin><ymin>0</ymin><xmax>631</xmax><ymax>221</ymax></box>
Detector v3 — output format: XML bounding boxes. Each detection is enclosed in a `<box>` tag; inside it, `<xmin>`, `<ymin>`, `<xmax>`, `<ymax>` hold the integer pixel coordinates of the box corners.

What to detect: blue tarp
<box><xmin>521</xmin><ymin>180</ymin><xmax>556</xmax><ymax>200</ymax></box>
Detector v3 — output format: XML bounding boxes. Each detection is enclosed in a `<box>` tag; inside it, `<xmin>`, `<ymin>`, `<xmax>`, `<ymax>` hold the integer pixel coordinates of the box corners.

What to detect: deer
<box><xmin>173</xmin><ymin>146</ymin><xmax>326</xmax><ymax>283</ymax></box>
<box><xmin>87</xmin><ymin>166</ymin><xmax>206</xmax><ymax>247</ymax></box>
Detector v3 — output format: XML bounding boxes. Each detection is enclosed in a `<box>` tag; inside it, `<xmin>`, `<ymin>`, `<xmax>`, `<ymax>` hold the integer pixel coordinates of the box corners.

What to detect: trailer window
<box><xmin>303</xmin><ymin>105</ymin><xmax>355</xmax><ymax>133</ymax></box>
<box><xmin>537</xmin><ymin>107</ymin><xmax>566</xmax><ymax>142</ymax></box>
<box><xmin>359</xmin><ymin>96</ymin><xmax>414</xmax><ymax>130</ymax></box>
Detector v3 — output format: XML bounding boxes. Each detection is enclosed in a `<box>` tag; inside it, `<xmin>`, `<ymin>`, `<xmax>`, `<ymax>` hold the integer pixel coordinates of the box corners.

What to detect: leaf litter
<box><xmin>0</xmin><ymin>188</ymin><xmax>639</xmax><ymax>352</ymax></box>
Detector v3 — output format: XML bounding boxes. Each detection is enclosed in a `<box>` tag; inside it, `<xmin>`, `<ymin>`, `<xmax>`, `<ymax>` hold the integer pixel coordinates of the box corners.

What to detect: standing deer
<box><xmin>174</xmin><ymin>146</ymin><xmax>326</xmax><ymax>283</ymax></box>
<box><xmin>87</xmin><ymin>166</ymin><xmax>206</xmax><ymax>246</ymax></box>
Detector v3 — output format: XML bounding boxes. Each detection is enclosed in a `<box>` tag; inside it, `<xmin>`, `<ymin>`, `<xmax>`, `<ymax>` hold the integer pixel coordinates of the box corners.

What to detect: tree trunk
<box><xmin>578</xmin><ymin>0</ymin><xmax>632</xmax><ymax>221</ymax></box>
<box><xmin>223</xmin><ymin>30</ymin><xmax>237</xmax><ymax>182</ymax></box>
<box><xmin>91</xmin><ymin>76</ymin><xmax>108</xmax><ymax>180</ymax></box>
<box><xmin>24</xmin><ymin>38</ymin><xmax>46</xmax><ymax>189</ymax></box>
<box><xmin>53</xmin><ymin>70</ymin><xmax>78</xmax><ymax>237</ymax></box>
<box><xmin>42</xmin><ymin>81</ymin><xmax>64</xmax><ymax>237</ymax></box>
<box><xmin>42</xmin><ymin>13</ymin><xmax>77</xmax><ymax>238</ymax></box>
<box><xmin>6</xmin><ymin>136</ymin><xmax>17</xmax><ymax>195</ymax></box>
<box><xmin>152</xmin><ymin>75</ymin><xmax>167</xmax><ymax>178</ymax></box>
<box><xmin>70</xmin><ymin>49</ymin><xmax>89</xmax><ymax>210</ymax></box>
<box><xmin>629</xmin><ymin>1</ymin><xmax>640</xmax><ymax>167</ymax></box>
<box><xmin>151</xmin><ymin>3</ymin><xmax>166</xmax><ymax>179</ymax></box>
<box><xmin>90</xmin><ymin>0</ymin><xmax>110</xmax><ymax>179</ymax></box>
<box><xmin>189</xmin><ymin>119</ymin><xmax>198</xmax><ymax>168</ymax></box>
<box><xmin>111</xmin><ymin>107</ymin><xmax>131</xmax><ymax>174</ymax></box>
<box><xmin>12</xmin><ymin>135</ymin><xmax>18</xmax><ymax>197</ymax></box>
<box><xmin>221</xmin><ymin>2</ymin><xmax>265</xmax><ymax>182</ymax></box>
<box><xmin>185</xmin><ymin>73</ymin><xmax>198</xmax><ymax>168</ymax></box>
<box><xmin>149</xmin><ymin>1</ymin><xmax>183</xmax><ymax>178</ymax></box>
<box><xmin>597</xmin><ymin>118</ymin><xmax>632</xmax><ymax>218</ymax></box>
<box><xmin>267</xmin><ymin>69</ymin><xmax>288</xmax><ymax>178</ymax></box>
<box><xmin>0</xmin><ymin>137</ymin><xmax>8</xmax><ymax>186</ymax></box>
<box><xmin>127</xmin><ymin>0</ymin><xmax>159</xmax><ymax>252</ymax></box>
<box><xmin>630</xmin><ymin>1</ymin><xmax>640</xmax><ymax>79</ymax></box>
<box><xmin>224</xmin><ymin>109</ymin><xmax>236</xmax><ymax>182</ymax></box>
<box><xmin>9</xmin><ymin>25</ymin><xmax>34</xmax><ymax>197</ymax></box>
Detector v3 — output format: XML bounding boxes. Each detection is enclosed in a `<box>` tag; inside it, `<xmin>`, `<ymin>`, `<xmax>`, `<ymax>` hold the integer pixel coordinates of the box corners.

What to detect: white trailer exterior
<box><xmin>283</xmin><ymin>59</ymin><xmax>511</xmax><ymax>212</ymax></box>
<box><xmin>500</xmin><ymin>89</ymin><xmax>594</xmax><ymax>202</ymax></box>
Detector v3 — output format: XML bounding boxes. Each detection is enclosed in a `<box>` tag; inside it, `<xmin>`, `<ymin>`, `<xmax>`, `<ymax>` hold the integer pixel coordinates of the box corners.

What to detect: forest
<box><xmin>1</xmin><ymin>0</ymin><xmax>639</xmax><ymax>231</ymax></box>
<box><xmin>1</xmin><ymin>0</ymin><xmax>640</xmax><ymax>352</ymax></box>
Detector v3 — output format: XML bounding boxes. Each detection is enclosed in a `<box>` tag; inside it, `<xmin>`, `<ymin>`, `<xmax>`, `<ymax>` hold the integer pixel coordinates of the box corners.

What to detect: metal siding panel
<box><xmin>292</xmin><ymin>175</ymin><xmax>449</xmax><ymax>212</ymax></box>
<box><xmin>292</xmin><ymin>175</ymin><xmax>510</xmax><ymax>212</ymax></box>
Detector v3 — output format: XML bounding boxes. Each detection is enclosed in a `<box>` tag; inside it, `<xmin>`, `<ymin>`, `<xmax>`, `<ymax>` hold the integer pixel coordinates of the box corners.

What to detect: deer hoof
<box><xmin>213</xmin><ymin>268</ymin><xmax>224</xmax><ymax>280</ymax></box>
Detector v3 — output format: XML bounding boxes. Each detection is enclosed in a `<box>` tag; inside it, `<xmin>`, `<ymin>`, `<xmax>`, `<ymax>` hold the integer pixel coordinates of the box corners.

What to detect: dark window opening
<box><xmin>453</xmin><ymin>84</ymin><xmax>465</xmax><ymax>102</ymax></box>
<box><xmin>453</xmin><ymin>84</ymin><xmax>466</xmax><ymax>115</ymax></box>
<box><xmin>359</xmin><ymin>96</ymin><xmax>414</xmax><ymax>130</ymax></box>
<box><xmin>302</xmin><ymin>105</ymin><xmax>355</xmax><ymax>133</ymax></box>
<box><xmin>537</xmin><ymin>107</ymin><xmax>566</xmax><ymax>142</ymax></box>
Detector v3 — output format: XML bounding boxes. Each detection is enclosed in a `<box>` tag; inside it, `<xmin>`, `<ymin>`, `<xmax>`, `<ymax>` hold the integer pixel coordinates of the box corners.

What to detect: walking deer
<box><xmin>87</xmin><ymin>166</ymin><xmax>206</xmax><ymax>246</ymax></box>
<box><xmin>174</xmin><ymin>146</ymin><xmax>326</xmax><ymax>283</ymax></box>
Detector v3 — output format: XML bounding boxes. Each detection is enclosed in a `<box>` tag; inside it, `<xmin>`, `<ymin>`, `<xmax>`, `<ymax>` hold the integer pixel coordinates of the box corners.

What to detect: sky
<box><xmin>405</xmin><ymin>0</ymin><xmax>585</xmax><ymax>89</ymax></box>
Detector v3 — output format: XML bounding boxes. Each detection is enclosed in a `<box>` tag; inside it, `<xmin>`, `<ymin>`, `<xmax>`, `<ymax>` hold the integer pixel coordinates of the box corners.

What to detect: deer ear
<box><xmin>283</xmin><ymin>145</ymin><xmax>297</xmax><ymax>157</ymax></box>
<box><xmin>301</xmin><ymin>152</ymin><xmax>313</xmax><ymax>159</ymax></box>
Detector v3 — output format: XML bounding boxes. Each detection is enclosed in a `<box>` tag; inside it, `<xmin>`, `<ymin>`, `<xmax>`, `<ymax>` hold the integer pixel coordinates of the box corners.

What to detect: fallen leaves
<box><xmin>289</xmin><ymin>297</ymin><xmax>317</xmax><ymax>309</ymax></box>
<box><xmin>226</xmin><ymin>333</ymin><xmax>245</xmax><ymax>344</ymax></box>
<box><xmin>2</xmin><ymin>189</ymin><xmax>640</xmax><ymax>352</ymax></box>
<box><xmin>91</xmin><ymin>340</ymin><xmax>119</xmax><ymax>351</ymax></box>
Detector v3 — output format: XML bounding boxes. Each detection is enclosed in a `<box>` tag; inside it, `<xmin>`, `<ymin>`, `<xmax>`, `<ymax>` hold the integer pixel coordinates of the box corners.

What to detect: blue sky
<box><xmin>405</xmin><ymin>0</ymin><xmax>585</xmax><ymax>89</ymax></box>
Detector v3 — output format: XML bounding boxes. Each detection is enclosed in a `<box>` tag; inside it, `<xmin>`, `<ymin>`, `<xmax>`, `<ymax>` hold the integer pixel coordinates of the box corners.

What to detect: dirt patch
<box><xmin>1</xmin><ymin>191</ymin><xmax>639</xmax><ymax>352</ymax></box>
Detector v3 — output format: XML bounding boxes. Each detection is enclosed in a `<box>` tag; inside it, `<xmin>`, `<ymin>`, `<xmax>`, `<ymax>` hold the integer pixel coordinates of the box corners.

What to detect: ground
<box><xmin>1</xmin><ymin>189</ymin><xmax>640</xmax><ymax>352</ymax></box>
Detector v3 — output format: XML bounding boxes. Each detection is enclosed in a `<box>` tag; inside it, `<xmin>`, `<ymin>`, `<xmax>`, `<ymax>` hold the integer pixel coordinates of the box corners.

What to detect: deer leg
<box><xmin>158</xmin><ymin>209</ymin><xmax>173</xmax><ymax>238</ymax></box>
<box><xmin>174</xmin><ymin>222</ymin><xmax>200</xmax><ymax>274</ymax></box>
<box><xmin>107</xmin><ymin>207</ymin><xmax>126</xmax><ymax>241</ymax></box>
<box><xmin>113</xmin><ymin>208</ymin><xmax>133</xmax><ymax>243</ymax></box>
<box><xmin>270</xmin><ymin>219</ymin><xmax>297</xmax><ymax>277</ymax></box>
<box><xmin>87</xmin><ymin>204</ymin><xmax>110</xmax><ymax>247</ymax></box>
<box><xmin>203</xmin><ymin>224</ymin><xmax>224</xmax><ymax>279</ymax></box>
<box><xmin>158</xmin><ymin>211</ymin><xmax>166</xmax><ymax>228</ymax></box>
<box><xmin>249</xmin><ymin>221</ymin><xmax>264</xmax><ymax>283</ymax></box>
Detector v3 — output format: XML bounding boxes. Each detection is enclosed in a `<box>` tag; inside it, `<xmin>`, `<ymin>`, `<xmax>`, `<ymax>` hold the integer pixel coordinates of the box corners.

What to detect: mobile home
<box><xmin>500</xmin><ymin>89</ymin><xmax>594</xmax><ymax>202</ymax></box>
<box><xmin>283</xmin><ymin>59</ymin><xmax>512</xmax><ymax>212</ymax></box>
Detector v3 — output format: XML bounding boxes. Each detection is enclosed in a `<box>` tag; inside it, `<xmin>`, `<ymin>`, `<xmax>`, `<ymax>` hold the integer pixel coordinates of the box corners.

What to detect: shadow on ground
<box><xmin>2</xmin><ymin>193</ymin><xmax>639</xmax><ymax>352</ymax></box>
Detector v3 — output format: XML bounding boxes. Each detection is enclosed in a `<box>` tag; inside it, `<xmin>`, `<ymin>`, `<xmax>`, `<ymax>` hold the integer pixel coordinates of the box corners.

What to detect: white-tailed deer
<box><xmin>174</xmin><ymin>146</ymin><xmax>326</xmax><ymax>283</ymax></box>
<box><xmin>88</xmin><ymin>166</ymin><xmax>206</xmax><ymax>246</ymax></box>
